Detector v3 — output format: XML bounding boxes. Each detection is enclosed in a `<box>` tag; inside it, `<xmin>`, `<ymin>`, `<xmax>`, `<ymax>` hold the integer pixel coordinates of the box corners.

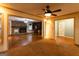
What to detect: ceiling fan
<box><xmin>43</xmin><ymin>5</ymin><xmax>62</xmax><ymax>16</ymax></box>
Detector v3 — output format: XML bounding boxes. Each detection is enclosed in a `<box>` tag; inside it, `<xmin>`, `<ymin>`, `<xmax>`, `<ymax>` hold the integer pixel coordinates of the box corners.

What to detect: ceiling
<box><xmin>1</xmin><ymin>3</ymin><xmax>79</xmax><ymax>17</ymax></box>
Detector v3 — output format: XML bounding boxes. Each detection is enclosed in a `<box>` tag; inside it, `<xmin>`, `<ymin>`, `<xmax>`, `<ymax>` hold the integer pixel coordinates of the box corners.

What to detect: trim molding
<box><xmin>75</xmin><ymin>44</ymin><xmax>79</xmax><ymax>47</ymax></box>
<box><xmin>56</xmin><ymin>11</ymin><xmax>79</xmax><ymax>18</ymax></box>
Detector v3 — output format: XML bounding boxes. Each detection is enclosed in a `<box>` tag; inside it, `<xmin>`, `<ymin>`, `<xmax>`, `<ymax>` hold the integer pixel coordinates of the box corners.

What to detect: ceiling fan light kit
<box><xmin>43</xmin><ymin>5</ymin><xmax>62</xmax><ymax>17</ymax></box>
<box><xmin>45</xmin><ymin>13</ymin><xmax>51</xmax><ymax>17</ymax></box>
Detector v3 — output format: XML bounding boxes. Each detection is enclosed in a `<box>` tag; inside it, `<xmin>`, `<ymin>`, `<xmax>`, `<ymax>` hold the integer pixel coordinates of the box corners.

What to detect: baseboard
<box><xmin>56</xmin><ymin>36</ymin><xmax>74</xmax><ymax>39</ymax></box>
<box><xmin>0</xmin><ymin>50</ymin><xmax>7</xmax><ymax>53</ymax></box>
<box><xmin>75</xmin><ymin>43</ymin><xmax>79</xmax><ymax>47</ymax></box>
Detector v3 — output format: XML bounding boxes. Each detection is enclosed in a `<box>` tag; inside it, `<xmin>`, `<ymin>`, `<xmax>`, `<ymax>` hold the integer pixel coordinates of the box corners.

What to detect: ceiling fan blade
<box><xmin>52</xmin><ymin>14</ymin><xmax>57</xmax><ymax>16</ymax></box>
<box><xmin>52</xmin><ymin>9</ymin><xmax>61</xmax><ymax>12</ymax></box>
<box><xmin>42</xmin><ymin>9</ymin><xmax>45</xmax><ymax>11</ymax></box>
<box><xmin>42</xmin><ymin>9</ymin><xmax>47</xmax><ymax>12</ymax></box>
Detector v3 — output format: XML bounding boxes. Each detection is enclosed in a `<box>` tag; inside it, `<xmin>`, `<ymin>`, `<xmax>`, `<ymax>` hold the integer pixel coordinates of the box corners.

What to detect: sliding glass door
<box><xmin>55</xmin><ymin>18</ymin><xmax>74</xmax><ymax>38</ymax></box>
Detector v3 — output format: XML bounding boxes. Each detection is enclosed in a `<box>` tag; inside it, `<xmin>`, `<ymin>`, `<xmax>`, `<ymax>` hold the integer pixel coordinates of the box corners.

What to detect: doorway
<box><xmin>8</xmin><ymin>16</ymin><xmax>42</xmax><ymax>48</ymax></box>
<box><xmin>55</xmin><ymin>18</ymin><xmax>74</xmax><ymax>44</ymax></box>
<box><xmin>55</xmin><ymin>18</ymin><xmax>74</xmax><ymax>38</ymax></box>
<box><xmin>55</xmin><ymin>18</ymin><xmax>74</xmax><ymax>47</ymax></box>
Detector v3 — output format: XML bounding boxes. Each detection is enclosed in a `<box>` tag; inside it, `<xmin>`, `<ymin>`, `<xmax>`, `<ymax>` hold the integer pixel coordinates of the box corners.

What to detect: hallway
<box><xmin>1</xmin><ymin>35</ymin><xmax>79</xmax><ymax>56</ymax></box>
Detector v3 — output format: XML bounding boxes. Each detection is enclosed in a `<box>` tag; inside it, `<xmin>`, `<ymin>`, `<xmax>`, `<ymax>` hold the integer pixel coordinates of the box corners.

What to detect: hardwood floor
<box><xmin>8</xmin><ymin>34</ymin><xmax>42</xmax><ymax>49</ymax></box>
<box><xmin>1</xmin><ymin>35</ymin><xmax>79</xmax><ymax>56</ymax></box>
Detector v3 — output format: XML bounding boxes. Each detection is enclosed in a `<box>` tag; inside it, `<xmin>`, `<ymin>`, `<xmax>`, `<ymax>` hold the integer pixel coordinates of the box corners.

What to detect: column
<box><xmin>75</xmin><ymin>16</ymin><xmax>79</xmax><ymax>45</ymax></box>
<box><xmin>43</xmin><ymin>17</ymin><xmax>55</xmax><ymax>39</ymax></box>
<box><xmin>3</xmin><ymin>13</ymin><xmax>8</xmax><ymax>51</ymax></box>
